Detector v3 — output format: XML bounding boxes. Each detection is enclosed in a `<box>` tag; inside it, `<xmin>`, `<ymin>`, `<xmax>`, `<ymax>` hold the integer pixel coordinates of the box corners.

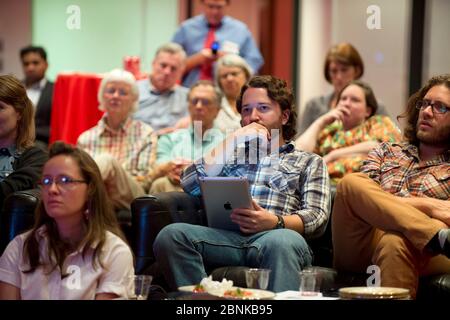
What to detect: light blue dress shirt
<box><xmin>156</xmin><ymin>126</ymin><xmax>225</xmax><ymax>164</ymax></box>
<box><xmin>134</xmin><ymin>79</ymin><xmax>189</xmax><ymax>132</ymax></box>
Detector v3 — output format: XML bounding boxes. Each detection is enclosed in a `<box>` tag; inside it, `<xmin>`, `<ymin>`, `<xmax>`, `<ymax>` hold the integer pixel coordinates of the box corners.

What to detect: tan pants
<box><xmin>95</xmin><ymin>154</ymin><xmax>145</xmax><ymax>210</ymax></box>
<box><xmin>149</xmin><ymin>176</ymin><xmax>183</xmax><ymax>194</ymax></box>
<box><xmin>332</xmin><ymin>173</ymin><xmax>450</xmax><ymax>298</ymax></box>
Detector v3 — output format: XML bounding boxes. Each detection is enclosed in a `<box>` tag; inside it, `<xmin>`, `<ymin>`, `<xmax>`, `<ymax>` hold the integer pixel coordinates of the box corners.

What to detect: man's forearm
<box><xmin>397</xmin><ymin>196</ymin><xmax>450</xmax><ymax>226</ymax></box>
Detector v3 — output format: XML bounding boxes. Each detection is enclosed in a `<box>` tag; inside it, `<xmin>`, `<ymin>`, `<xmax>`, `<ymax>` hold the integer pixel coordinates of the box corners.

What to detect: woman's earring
<box><xmin>84</xmin><ymin>208</ymin><xmax>90</xmax><ymax>220</ymax></box>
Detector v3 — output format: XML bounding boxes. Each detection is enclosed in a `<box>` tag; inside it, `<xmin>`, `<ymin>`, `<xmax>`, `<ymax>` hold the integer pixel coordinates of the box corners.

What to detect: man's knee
<box><xmin>336</xmin><ymin>172</ymin><xmax>370</xmax><ymax>197</ymax></box>
<box><xmin>153</xmin><ymin>223</ymin><xmax>189</xmax><ymax>256</ymax></box>
<box><xmin>261</xmin><ymin>230</ymin><xmax>312</xmax><ymax>262</ymax></box>
<box><xmin>94</xmin><ymin>153</ymin><xmax>120</xmax><ymax>178</ymax></box>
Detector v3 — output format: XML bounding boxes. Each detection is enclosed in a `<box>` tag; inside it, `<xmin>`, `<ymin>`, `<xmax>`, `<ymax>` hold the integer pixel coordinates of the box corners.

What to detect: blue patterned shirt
<box><xmin>181</xmin><ymin>142</ymin><xmax>330</xmax><ymax>239</ymax></box>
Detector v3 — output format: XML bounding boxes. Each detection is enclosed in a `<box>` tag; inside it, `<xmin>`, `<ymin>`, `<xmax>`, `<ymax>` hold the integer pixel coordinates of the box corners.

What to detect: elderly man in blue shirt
<box><xmin>150</xmin><ymin>80</ymin><xmax>225</xmax><ymax>193</ymax></box>
<box><xmin>135</xmin><ymin>43</ymin><xmax>189</xmax><ymax>135</ymax></box>
<box><xmin>172</xmin><ymin>0</ymin><xmax>264</xmax><ymax>88</ymax></box>
<box><xmin>153</xmin><ymin>76</ymin><xmax>330</xmax><ymax>292</ymax></box>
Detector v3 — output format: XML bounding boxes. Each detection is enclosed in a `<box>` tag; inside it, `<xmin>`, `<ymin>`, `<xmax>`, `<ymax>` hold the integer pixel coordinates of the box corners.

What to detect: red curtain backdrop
<box><xmin>50</xmin><ymin>73</ymin><xmax>104</xmax><ymax>145</ymax></box>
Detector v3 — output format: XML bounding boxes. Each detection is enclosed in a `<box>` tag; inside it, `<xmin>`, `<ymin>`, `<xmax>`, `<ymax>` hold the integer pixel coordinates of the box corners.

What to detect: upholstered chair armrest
<box><xmin>130</xmin><ymin>192</ymin><xmax>206</xmax><ymax>273</ymax></box>
<box><xmin>0</xmin><ymin>189</ymin><xmax>40</xmax><ymax>254</ymax></box>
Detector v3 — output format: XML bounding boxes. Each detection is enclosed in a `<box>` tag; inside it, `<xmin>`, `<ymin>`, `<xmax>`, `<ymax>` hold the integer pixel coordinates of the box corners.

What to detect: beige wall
<box><xmin>423</xmin><ymin>0</ymin><xmax>450</xmax><ymax>82</ymax></box>
<box><xmin>0</xmin><ymin>0</ymin><xmax>31</xmax><ymax>77</ymax></box>
<box><xmin>298</xmin><ymin>0</ymin><xmax>332</xmax><ymax>121</ymax></box>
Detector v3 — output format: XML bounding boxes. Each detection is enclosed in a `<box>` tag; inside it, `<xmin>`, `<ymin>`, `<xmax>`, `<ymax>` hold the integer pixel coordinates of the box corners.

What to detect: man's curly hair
<box><xmin>398</xmin><ymin>74</ymin><xmax>450</xmax><ymax>145</ymax></box>
<box><xmin>237</xmin><ymin>75</ymin><xmax>297</xmax><ymax>141</ymax></box>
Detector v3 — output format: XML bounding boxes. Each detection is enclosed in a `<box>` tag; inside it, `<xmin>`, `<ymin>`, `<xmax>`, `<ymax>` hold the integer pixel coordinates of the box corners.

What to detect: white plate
<box><xmin>178</xmin><ymin>285</ymin><xmax>275</xmax><ymax>300</ymax></box>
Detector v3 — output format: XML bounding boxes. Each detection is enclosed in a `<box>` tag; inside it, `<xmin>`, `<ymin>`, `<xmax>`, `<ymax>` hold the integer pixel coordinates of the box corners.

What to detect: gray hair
<box><xmin>97</xmin><ymin>69</ymin><xmax>139</xmax><ymax>113</ymax></box>
<box><xmin>155</xmin><ymin>42</ymin><xmax>187</xmax><ymax>61</ymax></box>
<box><xmin>214</xmin><ymin>54</ymin><xmax>253</xmax><ymax>89</ymax></box>
<box><xmin>188</xmin><ymin>80</ymin><xmax>223</xmax><ymax>108</ymax></box>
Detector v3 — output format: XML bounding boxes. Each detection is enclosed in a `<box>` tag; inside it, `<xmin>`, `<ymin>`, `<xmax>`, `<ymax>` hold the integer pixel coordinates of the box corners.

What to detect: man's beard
<box><xmin>417</xmin><ymin>122</ymin><xmax>450</xmax><ymax>147</ymax></box>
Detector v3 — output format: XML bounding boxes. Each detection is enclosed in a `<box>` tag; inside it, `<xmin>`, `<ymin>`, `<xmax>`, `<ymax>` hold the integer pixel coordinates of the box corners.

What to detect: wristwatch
<box><xmin>274</xmin><ymin>214</ymin><xmax>285</xmax><ymax>229</ymax></box>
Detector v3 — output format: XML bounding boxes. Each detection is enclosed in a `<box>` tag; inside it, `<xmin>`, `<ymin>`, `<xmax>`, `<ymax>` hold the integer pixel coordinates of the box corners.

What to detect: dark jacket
<box><xmin>0</xmin><ymin>146</ymin><xmax>48</xmax><ymax>210</ymax></box>
<box><xmin>35</xmin><ymin>81</ymin><xmax>54</xmax><ymax>144</ymax></box>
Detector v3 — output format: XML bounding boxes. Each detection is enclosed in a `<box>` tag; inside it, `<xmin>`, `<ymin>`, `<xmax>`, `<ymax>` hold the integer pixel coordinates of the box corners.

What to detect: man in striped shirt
<box><xmin>332</xmin><ymin>74</ymin><xmax>450</xmax><ymax>299</ymax></box>
<box><xmin>154</xmin><ymin>76</ymin><xmax>330</xmax><ymax>292</ymax></box>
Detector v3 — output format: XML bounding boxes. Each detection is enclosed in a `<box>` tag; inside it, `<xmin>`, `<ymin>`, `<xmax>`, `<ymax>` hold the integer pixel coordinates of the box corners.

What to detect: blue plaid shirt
<box><xmin>181</xmin><ymin>142</ymin><xmax>331</xmax><ymax>239</ymax></box>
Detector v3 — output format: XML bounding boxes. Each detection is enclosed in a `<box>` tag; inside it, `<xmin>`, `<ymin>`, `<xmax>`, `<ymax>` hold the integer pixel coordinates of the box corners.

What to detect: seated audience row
<box><xmin>0</xmin><ymin>73</ymin><xmax>448</xmax><ymax>300</ymax></box>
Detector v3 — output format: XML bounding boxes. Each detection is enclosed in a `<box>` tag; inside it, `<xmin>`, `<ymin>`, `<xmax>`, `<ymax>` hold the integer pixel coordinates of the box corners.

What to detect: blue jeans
<box><xmin>153</xmin><ymin>223</ymin><xmax>313</xmax><ymax>292</ymax></box>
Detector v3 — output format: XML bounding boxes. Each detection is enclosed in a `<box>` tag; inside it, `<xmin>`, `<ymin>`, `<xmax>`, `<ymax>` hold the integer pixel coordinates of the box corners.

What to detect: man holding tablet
<box><xmin>153</xmin><ymin>75</ymin><xmax>330</xmax><ymax>292</ymax></box>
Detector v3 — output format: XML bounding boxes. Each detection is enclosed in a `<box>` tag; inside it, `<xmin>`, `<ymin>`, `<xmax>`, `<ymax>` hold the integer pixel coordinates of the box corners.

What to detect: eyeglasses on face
<box><xmin>241</xmin><ymin>103</ymin><xmax>272</xmax><ymax>116</ymax></box>
<box><xmin>415</xmin><ymin>99</ymin><xmax>450</xmax><ymax>114</ymax></box>
<box><xmin>189</xmin><ymin>97</ymin><xmax>215</xmax><ymax>107</ymax></box>
<box><xmin>39</xmin><ymin>175</ymin><xmax>87</xmax><ymax>189</ymax></box>
<box><xmin>104</xmin><ymin>87</ymin><xmax>130</xmax><ymax>97</ymax></box>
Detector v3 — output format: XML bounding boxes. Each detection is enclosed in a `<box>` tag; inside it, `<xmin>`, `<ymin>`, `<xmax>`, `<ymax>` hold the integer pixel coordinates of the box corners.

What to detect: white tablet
<box><xmin>199</xmin><ymin>176</ymin><xmax>252</xmax><ymax>232</ymax></box>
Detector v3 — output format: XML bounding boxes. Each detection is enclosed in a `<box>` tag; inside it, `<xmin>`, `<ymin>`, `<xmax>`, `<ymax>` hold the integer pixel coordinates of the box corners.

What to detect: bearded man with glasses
<box><xmin>332</xmin><ymin>74</ymin><xmax>450</xmax><ymax>299</ymax></box>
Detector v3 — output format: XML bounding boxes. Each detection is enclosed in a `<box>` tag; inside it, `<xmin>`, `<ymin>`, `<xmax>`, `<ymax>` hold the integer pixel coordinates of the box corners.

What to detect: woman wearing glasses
<box><xmin>296</xmin><ymin>80</ymin><xmax>401</xmax><ymax>185</ymax></box>
<box><xmin>0</xmin><ymin>75</ymin><xmax>48</xmax><ymax>210</ymax></box>
<box><xmin>0</xmin><ymin>141</ymin><xmax>134</xmax><ymax>299</ymax></box>
<box><xmin>77</xmin><ymin>69</ymin><xmax>154</xmax><ymax>210</ymax></box>
<box><xmin>214</xmin><ymin>54</ymin><xmax>252</xmax><ymax>133</ymax></box>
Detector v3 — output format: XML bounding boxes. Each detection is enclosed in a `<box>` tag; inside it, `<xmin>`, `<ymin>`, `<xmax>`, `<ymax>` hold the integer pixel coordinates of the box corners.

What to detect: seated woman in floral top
<box><xmin>295</xmin><ymin>80</ymin><xmax>401</xmax><ymax>184</ymax></box>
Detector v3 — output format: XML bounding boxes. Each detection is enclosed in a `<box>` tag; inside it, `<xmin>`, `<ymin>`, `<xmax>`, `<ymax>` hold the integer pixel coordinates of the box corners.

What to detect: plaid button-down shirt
<box><xmin>77</xmin><ymin>116</ymin><xmax>155</xmax><ymax>179</ymax></box>
<box><xmin>362</xmin><ymin>142</ymin><xmax>450</xmax><ymax>200</ymax></box>
<box><xmin>181</xmin><ymin>142</ymin><xmax>331</xmax><ymax>239</ymax></box>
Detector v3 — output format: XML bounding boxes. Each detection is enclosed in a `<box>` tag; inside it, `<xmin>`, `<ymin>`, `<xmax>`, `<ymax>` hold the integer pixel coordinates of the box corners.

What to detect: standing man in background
<box><xmin>172</xmin><ymin>0</ymin><xmax>263</xmax><ymax>88</ymax></box>
<box><xmin>20</xmin><ymin>45</ymin><xmax>53</xmax><ymax>147</ymax></box>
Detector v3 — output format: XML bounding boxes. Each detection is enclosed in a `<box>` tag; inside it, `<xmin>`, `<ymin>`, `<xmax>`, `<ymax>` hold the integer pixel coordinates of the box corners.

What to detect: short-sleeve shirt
<box><xmin>0</xmin><ymin>227</ymin><xmax>134</xmax><ymax>300</ymax></box>
<box><xmin>156</xmin><ymin>126</ymin><xmax>225</xmax><ymax>164</ymax></box>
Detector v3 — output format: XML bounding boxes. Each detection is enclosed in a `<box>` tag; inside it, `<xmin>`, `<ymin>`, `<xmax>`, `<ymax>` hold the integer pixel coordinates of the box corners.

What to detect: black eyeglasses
<box><xmin>39</xmin><ymin>175</ymin><xmax>87</xmax><ymax>189</ymax></box>
<box><xmin>415</xmin><ymin>99</ymin><xmax>450</xmax><ymax>114</ymax></box>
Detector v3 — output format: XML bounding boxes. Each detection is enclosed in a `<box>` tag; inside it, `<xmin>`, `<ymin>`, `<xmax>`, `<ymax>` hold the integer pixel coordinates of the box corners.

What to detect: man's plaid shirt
<box><xmin>362</xmin><ymin>142</ymin><xmax>450</xmax><ymax>200</ymax></box>
<box><xmin>181</xmin><ymin>142</ymin><xmax>331</xmax><ymax>239</ymax></box>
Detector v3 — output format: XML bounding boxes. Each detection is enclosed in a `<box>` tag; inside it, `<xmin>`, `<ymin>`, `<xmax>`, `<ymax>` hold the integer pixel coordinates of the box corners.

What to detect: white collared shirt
<box><xmin>26</xmin><ymin>78</ymin><xmax>47</xmax><ymax>107</ymax></box>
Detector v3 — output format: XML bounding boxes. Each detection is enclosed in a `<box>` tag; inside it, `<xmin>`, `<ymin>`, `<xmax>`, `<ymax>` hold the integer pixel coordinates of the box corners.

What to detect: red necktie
<box><xmin>199</xmin><ymin>26</ymin><xmax>216</xmax><ymax>81</ymax></box>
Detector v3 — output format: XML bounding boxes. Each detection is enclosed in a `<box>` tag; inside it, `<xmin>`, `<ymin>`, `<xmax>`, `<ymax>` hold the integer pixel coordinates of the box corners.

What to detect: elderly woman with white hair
<box><xmin>214</xmin><ymin>54</ymin><xmax>253</xmax><ymax>133</ymax></box>
<box><xmin>77</xmin><ymin>69</ymin><xmax>155</xmax><ymax>210</ymax></box>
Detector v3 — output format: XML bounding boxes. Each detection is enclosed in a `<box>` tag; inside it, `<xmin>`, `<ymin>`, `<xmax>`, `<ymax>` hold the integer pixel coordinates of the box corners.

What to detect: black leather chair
<box><xmin>0</xmin><ymin>189</ymin><xmax>40</xmax><ymax>254</ymax></box>
<box><xmin>0</xmin><ymin>189</ymin><xmax>133</xmax><ymax>255</ymax></box>
<box><xmin>131</xmin><ymin>191</ymin><xmax>450</xmax><ymax>299</ymax></box>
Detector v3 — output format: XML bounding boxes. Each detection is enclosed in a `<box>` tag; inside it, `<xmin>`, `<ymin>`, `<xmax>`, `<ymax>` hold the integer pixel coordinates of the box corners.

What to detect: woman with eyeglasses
<box><xmin>213</xmin><ymin>54</ymin><xmax>253</xmax><ymax>133</ymax></box>
<box><xmin>77</xmin><ymin>69</ymin><xmax>154</xmax><ymax>210</ymax></box>
<box><xmin>0</xmin><ymin>141</ymin><xmax>134</xmax><ymax>299</ymax></box>
<box><xmin>0</xmin><ymin>75</ymin><xmax>48</xmax><ymax>211</ymax></box>
<box><xmin>296</xmin><ymin>80</ymin><xmax>401</xmax><ymax>185</ymax></box>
